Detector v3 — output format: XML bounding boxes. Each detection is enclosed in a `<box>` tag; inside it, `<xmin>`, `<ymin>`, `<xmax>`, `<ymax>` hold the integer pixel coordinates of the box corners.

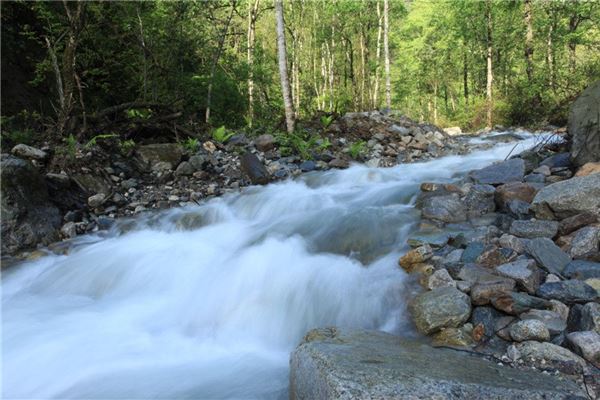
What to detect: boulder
<box><xmin>563</xmin><ymin>260</ymin><xmax>600</xmax><ymax>280</ymax></box>
<box><xmin>537</xmin><ymin>280</ymin><xmax>598</xmax><ymax>304</ymax></box>
<box><xmin>558</xmin><ymin>212</ymin><xmax>597</xmax><ymax>236</ymax></box>
<box><xmin>509</xmin><ymin>220</ymin><xmax>558</xmax><ymax>239</ymax></box>
<box><xmin>135</xmin><ymin>143</ymin><xmax>184</xmax><ymax>172</ymax></box>
<box><xmin>421</xmin><ymin>194</ymin><xmax>467</xmax><ymax>223</ymax></box>
<box><xmin>444</xmin><ymin>126</ymin><xmax>462</xmax><ymax>136</ymax></box>
<box><xmin>425</xmin><ymin>268</ymin><xmax>456</xmax><ymax>290</ymax></box>
<box><xmin>525</xmin><ymin>238</ymin><xmax>572</xmax><ymax>276</ymax></box>
<box><xmin>1</xmin><ymin>155</ymin><xmax>61</xmax><ymax>254</ymax></box>
<box><xmin>495</xmin><ymin>259</ymin><xmax>541</xmax><ymax>294</ymax></box>
<box><xmin>254</xmin><ymin>134</ymin><xmax>276</xmax><ymax>152</ymax></box>
<box><xmin>520</xmin><ymin>309</ymin><xmax>567</xmax><ymax>336</ymax></box>
<box><xmin>469</xmin><ymin>158</ymin><xmax>525</xmax><ymax>185</ymax></box>
<box><xmin>569</xmin><ymin>226</ymin><xmax>599</xmax><ymax>258</ymax></box>
<box><xmin>399</xmin><ymin>245</ymin><xmax>433</xmax><ymax>271</ymax></box>
<box><xmin>409</xmin><ymin>287</ymin><xmax>471</xmax><ymax>334</ymax></box>
<box><xmin>509</xmin><ymin>320</ymin><xmax>550</xmax><ymax>342</ymax></box>
<box><xmin>470</xmin><ymin>278</ymin><xmax>516</xmax><ymax>306</ymax></box>
<box><xmin>569</xmin><ymin>80</ymin><xmax>600</xmax><ymax>167</ymax></box>
<box><xmin>11</xmin><ymin>143</ymin><xmax>48</xmax><ymax>160</ymax></box>
<box><xmin>240</xmin><ymin>153</ymin><xmax>270</xmax><ymax>185</ymax></box>
<box><xmin>540</xmin><ymin>153</ymin><xmax>571</xmax><ymax>169</ymax></box>
<box><xmin>531</xmin><ymin>174</ymin><xmax>600</xmax><ymax>219</ymax></box>
<box><xmin>491</xmin><ymin>292</ymin><xmax>551</xmax><ymax>315</ymax></box>
<box><xmin>575</xmin><ymin>162</ymin><xmax>600</xmax><ymax>177</ymax></box>
<box><xmin>174</xmin><ymin>161</ymin><xmax>194</xmax><ymax>176</ymax></box>
<box><xmin>495</xmin><ymin>182</ymin><xmax>538</xmax><ymax>210</ymax></box>
<box><xmin>581</xmin><ymin>302</ymin><xmax>600</xmax><ymax>333</ymax></box>
<box><xmin>290</xmin><ymin>328</ymin><xmax>585</xmax><ymax>400</ymax></box>
<box><xmin>513</xmin><ymin>341</ymin><xmax>588</xmax><ymax>375</ymax></box>
<box><xmin>566</xmin><ymin>331</ymin><xmax>600</xmax><ymax>368</ymax></box>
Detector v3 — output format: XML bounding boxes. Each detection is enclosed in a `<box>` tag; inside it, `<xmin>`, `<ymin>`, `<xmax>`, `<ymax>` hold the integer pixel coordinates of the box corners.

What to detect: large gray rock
<box><xmin>509</xmin><ymin>219</ymin><xmax>558</xmax><ymax>239</ymax></box>
<box><xmin>513</xmin><ymin>341</ymin><xmax>588</xmax><ymax>375</ymax></box>
<box><xmin>495</xmin><ymin>259</ymin><xmax>541</xmax><ymax>294</ymax></box>
<box><xmin>569</xmin><ymin>226</ymin><xmax>600</xmax><ymax>258</ymax></box>
<box><xmin>240</xmin><ymin>153</ymin><xmax>270</xmax><ymax>185</ymax></box>
<box><xmin>525</xmin><ymin>238</ymin><xmax>571</xmax><ymax>276</ymax></box>
<box><xmin>509</xmin><ymin>320</ymin><xmax>550</xmax><ymax>342</ymax></box>
<box><xmin>290</xmin><ymin>328</ymin><xmax>585</xmax><ymax>400</ymax></box>
<box><xmin>469</xmin><ymin>158</ymin><xmax>525</xmax><ymax>185</ymax></box>
<box><xmin>537</xmin><ymin>280</ymin><xmax>598</xmax><ymax>304</ymax></box>
<box><xmin>563</xmin><ymin>260</ymin><xmax>600</xmax><ymax>280</ymax></box>
<box><xmin>135</xmin><ymin>143</ymin><xmax>184</xmax><ymax>172</ymax></box>
<box><xmin>566</xmin><ymin>331</ymin><xmax>600</xmax><ymax>368</ymax></box>
<box><xmin>569</xmin><ymin>80</ymin><xmax>600</xmax><ymax>167</ymax></box>
<box><xmin>409</xmin><ymin>287</ymin><xmax>471</xmax><ymax>334</ymax></box>
<box><xmin>421</xmin><ymin>194</ymin><xmax>467</xmax><ymax>223</ymax></box>
<box><xmin>11</xmin><ymin>143</ymin><xmax>48</xmax><ymax>160</ymax></box>
<box><xmin>531</xmin><ymin>174</ymin><xmax>600</xmax><ymax>219</ymax></box>
<box><xmin>1</xmin><ymin>155</ymin><xmax>61</xmax><ymax>254</ymax></box>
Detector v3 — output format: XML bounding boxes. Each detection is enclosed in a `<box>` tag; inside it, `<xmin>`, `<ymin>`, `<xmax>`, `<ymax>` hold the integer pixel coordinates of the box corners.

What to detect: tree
<box><xmin>383</xmin><ymin>0</ymin><xmax>391</xmax><ymax>111</ymax></box>
<box><xmin>485</xmin><ymin>0</ymin><xmax>493</xmax><ymax>129</ymax></box>
<box><xmin>275</xmin><ymin>0</ymin><xmax>294</xmax><ymax>133</ymax></box>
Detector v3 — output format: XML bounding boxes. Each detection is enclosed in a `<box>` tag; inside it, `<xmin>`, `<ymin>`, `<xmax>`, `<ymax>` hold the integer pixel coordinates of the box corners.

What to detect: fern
<box><xmin>212</xmin><ymin>125</ymin><xmax>235</xmax><ymax>143</ymax></box>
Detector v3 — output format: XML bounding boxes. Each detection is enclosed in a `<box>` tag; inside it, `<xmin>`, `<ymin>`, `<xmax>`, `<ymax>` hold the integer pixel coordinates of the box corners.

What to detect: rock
<box><xmin>59</xmin><ymin>221</ymin><xmax>77</xmax><ymax>239</ymax></box>
<box><xmin>328</xmin><ymin>158</ymin><xmax>349</xmax><ymax>169</ymax></box>
<box><xmin>444</xmin><ymin>126</ymin><xmax>462</xmax><ymax>136</ymax></box>
<box><xmin>569</xmin><ymin>80</ymin><xmax>600</xmax><ymax>167</ymax></box>
<box><xmin>431</xmin><ymin>324</ymin><xmax>474</xmax><ymax>347</ymax></box>
<box><xmin>461</xmin><ymin>242</ymin><xmax>485</xmax><ymax>263</ymax></box>
<box><xmin>575</xmin><ymin>162</ymin><xmax>600</xmax><ymax>177</ymax></box>
<box><xmin>495</xmin><ymin>259</ymin><xmax>541</xmax><ymax>294</ymax></box>
<box><xmin>510</xmin><ymin>320</ymin><xmax>550</xmax><ymax>342</ymax></box>
<box><xmin>203</xmin><ymin>141</ymin><xmax>217</xmax><ymax>153</ymax></box>
<box><xmin>495</xmin><ymin>182</ymin><xmax>538</xmax><ymax>210</ymax></box>
<box><xmin>188</xmin><ymin>154</ymin><xmax>209</xmax><ymax>171</ymax></box>
<box><xmin>471</xmin><ymin>278</ymin><xmax>516</xmax><ymax>306</ymax></box>
<box><xmin>299</xmin><ymin>160</ymin><xmax>316</xmax><ymax>172</ymax></box>
<box><xmin>1</xmin><ymin>155</ymin><xmax>60</xmax><ymax>254</ymax></box>
<box><xmin>464</xmin><ymin>184</ymin><xmax>496</xmax><ymax>216</ymax></box>
<box><xmin>498</xmin><ymin>234</ymin><xmax>526</xmax><ymax>254</ymax></box>
<box><xmin>581</xmin><ymin>302</ymin><xmax>600</xmax><ymax>333</ymax></box>
<box><xmin>514</xmin><ymin>341</ymin><xmax>587</xmax><ymax>375</ymax></box>
<box><xmin>409</xmin><ymin>287</ymin><xmax>471</xmax><ymax>334</ymax></box>
<box><xmin>87</xmin><ymin>193</ymin><xmax>106</xmax><ymax>208</ymax></box>
<box><xmin>469</xmin><ymin>158</ymin><xmax>525</xmax><ymax>185</ymax></box>
<box><xmin>537</xmin><ymin>280</ymin><xmax>598</xmax><ymax>304</ymax></box>
<box><xmin>426</xmin><ymin>268</ymin><xmax>456</xmax><ymax>290</ymax></box>
<box><xmin>569</xmin><ymin>226</ymin><xmax>599</xmax><ymax>258</ymax></box>
<box><xmin>11</xmin><ymin>144</ymin><xmax>48</xmax><ymax>160</ymax></box>
<box><xmin>525</xmin><ymin>238</ymin><xmax>571</xmax><ymax>275</ymax></box>
<box><xmin>151</xmin><ymin>161</ymin><xmax>172</xmax><ymax>172</ymax></box>
<box><xmin>521</xmin><ymin>310</ymin><xmax>567</xmax><ymax>336</ymax></box>
<box><xmin>491</xmin><ymin>292</ymin><xmax>551</xmax><ymax>315</ymax></box>
<box><xmin>290</xmin><ymin>328</ymin><xmax>585</xmax><ymax>400</ymax></box>
<box><xmin>563</xmin><ymin>260</ymin><xmax>600</xmax><ymax>281</ymax></box>
<box><xmin>506</xmin><ymin>199</ymin><xmax>532</xmax><ymax>219</ymax></box>
<box><xmin>540</xmin><ymin>153</ymin><xmax>571</xmax><ymax>169</ymax></box>
<box><xmin>421</xmin><ymin>194</ymin><xmax>467</xmax><ymax>223</ymax></box>
<box><xmin>531</xmin><ymin>174</ymin><xmax>600</xmax><ymax>219</ymax></box>
<box><xmin>471</xmin><ymin>306</ymin><xmax>503</xmax><ymax>340</ymax></box>
<box><xmin>254</xmin><ymin>134</ymin><xmax>275</xmax><ymax>152</ymax></box>
<box><xmin>135</xmin><ymin>143</ymin><xmax>183</xmax><ymax>172</ymax></box>
<box><xmin>510</xmin><ymin>220</ymin><xmax>558</xmax><ymax>239</ymax></box>
<box><xmin>399</xmin><ymin>244</ymin><xmax>433</xmax><ymax>271</ymax></box>
<box><xmin>559</xmin><ymin>212</ymin><xmax>597</xmax><ymax>236</ymax></box>
<box><xmin>174</xmin><ymin>161</ymin><xmax>194</xmax><ymax>176</ymax></box>
<box><xmin>240</xmin><ymin>153</ymin><xmax>270</xmax><ymax>185</ymax></box>
<box><xmin>566</xmin><ymin>331</ymin><xmax>600</xmax><ymax>368</ymax></box>
<box><xmin>476</xmin><ymin>245</ymin><xmax>516</xmax><ymax>268</ymax></box>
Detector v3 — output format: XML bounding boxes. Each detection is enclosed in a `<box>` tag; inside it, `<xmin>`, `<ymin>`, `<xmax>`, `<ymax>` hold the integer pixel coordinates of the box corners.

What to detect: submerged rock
<box><xmin>290</xmin><ymin>328</ymin><xmax>585</xmax><ymax>400</ymax></box>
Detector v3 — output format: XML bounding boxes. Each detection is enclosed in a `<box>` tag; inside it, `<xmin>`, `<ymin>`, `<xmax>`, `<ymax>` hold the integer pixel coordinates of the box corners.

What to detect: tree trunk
<box><xmin>463</xmin><ymin>47</ymin><xmax>469</xmax><ymax>106</ymax></box>
<box><xmin>247</xmin><ymin>0</ymin><xmax>260</xmax><ymax>127</ymax></box>
<box><xmin>372</xmin><ymin>0</ymin><xmax>383</xmax><ymax>109</ymax></box>
<box><xmin>485</xmin><ymin>0</ymin><xmax>493</xmax><ymax>129</ymax></box>
<box><xmin>205</xmin><ymin>1</ymin><xmax>235</xmax><ymax>124</ymax></box>
<box><xmin>275</xmin><ymin>0</ymin><xmax>295</xmax><ymax>133</ymax></box>
<box><xmin>360</xmin><ymin>29</ymin><xmax>366</xmax><ymax>111</ymax></box>
<box><xmin>546</xmin><ymin>18</ymin><xmax>554</xmax><ymax>90</ymax></box>
<box><xmin>383</xmin><ymin>0</ymin><xmax>391</xmax><ymax>111</ymax></box>
<box><xmin>136</xmin><ymin>5</ymin><xmax>148</xmax><ymax>101</ymax></box>
<box><xmin>524</xmin><ymin>0</ymin><xmax>534</xmax><ymax>83</ymax></box>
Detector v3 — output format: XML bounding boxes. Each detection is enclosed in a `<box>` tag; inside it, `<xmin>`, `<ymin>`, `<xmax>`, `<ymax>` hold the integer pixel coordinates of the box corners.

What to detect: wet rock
<box><xmin>421</xmin><ymin>194</ymin><xmax>467</xmax><ymax>223</ymax></box>
<box><xmin>240</xmin><ymin>153</ymin><xmax>270</xmax><ymax>185</ymax></box>
<box><xmin>495</xmin><ymin>259</ymin><xmax>541</xmax><ymax>294</ymax></box>
<box><xmin>520</xmin><ymin>310</ymin><xmax>567</xmax><ymax>336</ymax></box>
<box><xmin>469</xmin><ymin>158</ymin><xmax>525</xmax><ymax>185</ymax></box>
<box><xmin>425</xmin><ymin>268</ymin><xmax>456</xmax><ymax>290</ymax></box>
<box><xmin>563</xmin><ymin>260</ymin><xmax>600</xmax><ymax>280</ymax></box>
<box><xmin>60</xmin><ymin>221</ymin><xmax>77</xmax><ymax>239</ymax></box>
<box><xmin>491</xmin><ymin>292</ymin><xmax>551</xmax><ymax>315</ymax></box>
<box><xmin>11</xmin><ymin>144</ymin><xmax>48</xmax><ymax>160</ymax></box>
<box><xmin>566</xmin><ymin>331</ymin><xmax>600</xmax><ymax>368</ymax></box>
<box><xmin>328</xmin><ymin>158</ymin><xmax>349</xmax><ymax>169</ymax></box>
<box><xmin>525</xmin><ymin>238</ymin><xmax>571</xmax><ymax>275</ymax></box>
<box><xmin>510</xmin><ymin>320</ymin><xmax>550</xmax><ymax>342</ymax></box>
<box><xmin>399</xmin><ymin>244</ymin><xmax>433</xmax><ymax>271</ymax></box>
<box><xmin>409</xmin><ymin>287</ymin><xmax>471</xmax><ymax>334</ymax></box>
<box><xmin>471</xmin><ymin>278</ymin><xmax>516</xmax><ymax>306</ymax></box>
<box><xmin>510</xmin><ymin>220</ymin><xmax>558</xmax><ymax>239</ymax></box>
<box><xmin>569</xmin><ymin>80</ymin><xmax>600</xmax><ymax>167</ymax></box>
<box><xmin>495</xmin><ymin>182</ymin><xmax>538</xmax><ymax>210</ymax></box>
<box><xmin>514</xmin><ymin>340</ymin><xmax>587</xmax><ymax>375</ymax></box>
<box><xmin>135</xmin><ymin>143</ymin><xmax>183</xmax><ymax>172</ymax></box>
<box><xmin>531</xmin><ymin>174</ymin><xmax>600</xmax><ymax>219</ymax></box>
<box><xmin>558</xmin><ymin>212</ymin><xmax>597</xmax><ymax>236</ymax></box>
<box><xmin>290</xmin><ymin>328</ymin><xmax>585</xmax><ymax>400</ymax></box>
<box><xmin>569</xmin><ymin>226</ymin><xmax>599</xmax><ymax>258</ymax></box>
<box><xmin>537</xmin><ymin>280</ymin><xmax>598</xmax><ymax>304</ymax></box>
<box><xmin>299</xmin><ymin>160</ymin><xmax>316</xmax><ymax>172</ymax></box>
<box><xmin>254</xmin><ymin>134</ymin><xmax>275</xmax><ymax>152</ymax></box>
<box><xmin>1</xmin><ymin>155</ymin><xmax>60</xmax><ymax>254</ymax></box>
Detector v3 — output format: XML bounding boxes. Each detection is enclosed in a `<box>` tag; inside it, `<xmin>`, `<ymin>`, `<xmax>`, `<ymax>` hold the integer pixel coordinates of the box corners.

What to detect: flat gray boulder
<box><xmin>469</xmin><ymin>158</ymin><xmax>525</xmax><ymax>185</ymax></box>
<box><xmin>569</xmin><ymin>80</ymin><xmax>600</xmax><ymax>167</ymax></box>
<box><xmin>531</xmin><ymin>174</ymin><xmax>600</xmax><ymax>219</ymax></box>
<box><xmin>290</xmin><ymin>328</ymin><xmax>585</xmax><ymax>400</ymax></box>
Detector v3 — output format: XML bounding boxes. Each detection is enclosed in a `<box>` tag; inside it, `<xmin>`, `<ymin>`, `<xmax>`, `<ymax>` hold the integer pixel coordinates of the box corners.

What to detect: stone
<box><xmin>399</xmin><ymin>244</ymin><xmax>433</xmax><ymax>271</ymax></box>
<box><xmin>509</xmin><ymin>220</ymin><xmax>558</xmax><ymax>239</ymax></box>
<box><xmin>549</xmin><ymin>300</ymin><xmax>570</xmax><ymax>322</ymax></box>
<box><xmin>464</xmin><ymin>184</ymin><xmax>496</xmax><ymax>216</ymax></box>
<box><xmin>525</xmin><ymin>238</ymin><xmax>571</xmax><ymax>275</ymax></box>
<box><xmin>426</xmin><ymin>268</ymin><xmax>456</xmax><ymax>290</ymax></box>
<box><xmin>174</xmin><ymin>161</ymin><xmax>194</xmax><ymax>176</ymax></box>
<box><xmin>495</xmin><ymin>182</ymin><xmax>538</xmax><ymax>210</ymax></box>
<box><xmin>491</xmin><ymin>292</ymin><xmax>551</xmax><ymax>315</ymax></box>
<box><xmin>566</xmin><ymin>331</ymin><xmax>600</xmax><ymax>368</ymax></box>
<box><xmin>581</xmin><ymin>302</ymin><xmax>600</xmax><ymax>333</ymax></box>
<box><xmin>533</xmin><ymin>165</ymin><xmax>552</xmax><ymax>176</ymax></box>
<box><xmin>421</xmin><ymin>194</ymin><xmax>467</xmax><ymax>223</ymax></box>
<box><xmin>471</xmin><ymin>278</ymin><xmax>516</xmax><ymax>306</ymax></box>
<box><xmin>151</xmin><ymin>161</ymin><xmax>172</xmax><ymax>172</ymax></box>
<box><xmin>203</xmin><ymin>141</ymin><xmax>216</xmax><ymax>153</ymax></box>
<box><xmin>558</xmin><ymin>212</ymin><xmax>597</xmax><ymax>235</ymax></box>
<box><xmin>524</xmin><ymin>173</ymin><xmax>545</xmax><ymax>183</ymax></box>
<box><xmin>87</xmin><ymin>193</ymin><xmax>106</xmax><ymax>208</ymax></box>
<box><xmin>510</xmin><ymin>320</ymin><xmax>550</xmax><ymax>342</ymax></box>
<box><xmin>135</xmin><ymin>143</ymin><xmax>183</xmax><ymax>172</ymax></box>
<box><xmin>456</xmin><ymin>263</ymin><xmax>500</xmax><ymax>283</ymax></box>
<box><xmin>1</xmin><ymin>155</ymin><xmax>60</xmax><ymax>254</ymax></box>
<box><xmin>254</xmin><ymin>134</ymin><xmax>275</xmax><ymax>152</ymax></box>
<box><xmin>471</xmin><ymin>306</ymin><xmax>503</xmax><ymax>340</ymax></box>
<box><xmin>461</xmin><ymin>242</ymin><xmax>485</xmax><ymax>263</ymax></box>
<box><xmin>569</xmin><ymin>226</ymin><xmax>599</xmax><ymax>258</ymax></box>
<box><xmin>188</xmin><ymin>154</ymin><xmax>209</xmax><ymax>171</ymax></box>
<box><xmin>575</xmin><ymin>162</ymin><xmax>600</xmax><ymax>177</ymax></box>
<box><xmin>299</xmin><ymin>160</ymin><xmax>316</xmax><ymax>172</ymax></box>
<box><xmin>477</xmin><ymin>245</ymin><xmax>516</xmax><ymax>268</ymax></box>
<box><xmin>520</xmin><ymin>310</ymin><xmax>567</xmax><ymax>336</ymax></box>
<box><xmin>498</xmin><ymin>234</ymin><xmax>526</xmax><ymax>254</ymax></box>
<box><xmin>514</xmin><ymin>341</ymin><xmax>587</xmax><ymax>375</ymax></box>
<box><xmin>444</xmin><ymin>126</ymin><xmax>462</xmax><ymax>136</ymax></box>
<box><xmin>506</xmin><ymin>199</ymin><xmax>532</xmax><ymax>219</ymax></box>
<box><xmin>537</xmin><ymin>280</ymin><xmax>598</xmax><ymax>304</ymax></box>
<box><xmin>240</xmin><ymin>153</ymin><xmax>270</xmax><ymax>185</ymax></box>
<box><xmin>531</xmin><ymin>174</ymin><xmax>600</xmax><ymax>219</ymax></box>
<box><xmin>569</xmin><ymin>80</ymin><xmax>600</xmax><ymax>167</ymax></box>
<box><xmin>469</xmin><ymin>158</ymin><xmax>525</xmax><ymax>185</ymax></box>
<box><xmin>495</xmin><ymin>259</ymin><xmax>541</xmax><ymax>294</ymax></box>
<box><xmin>290</xmin><ymin>328</ymin><xmax>585</xmax><ymax>400</ymax></box>
<box><xmin>431</xmin><ymin>324</ymin><xmax>474</xmax><ymax>347</ymax></box>
<box><xmin>60</xmin><ymin>221</ymin><xmax>77</xmax><ymax>239</ymax></box>
<box><xmin>328</xmin><ymin>158</ymin><xmax>350</xmax><ymax>169</ymax></box>
<box><xmin>409</xmin><ymin>287</ymin><xmax>471</xmax><ymax>334</ymax></box>
<box><xmin>11</xmin><ymin>143</ymin><xmax>48</xmax><ymax>160</ymax></box>
<box><xmin>540</xmin><ymin>153</ymin><xmax>571</xmax><ymax>169</ymax></box>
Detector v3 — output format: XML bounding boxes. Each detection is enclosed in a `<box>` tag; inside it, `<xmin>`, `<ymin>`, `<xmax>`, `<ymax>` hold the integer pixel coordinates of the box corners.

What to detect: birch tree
<box><xmin>275</xmin><ymin>0</ymin><xmax>295</xmax><ymax>133</ymax></box>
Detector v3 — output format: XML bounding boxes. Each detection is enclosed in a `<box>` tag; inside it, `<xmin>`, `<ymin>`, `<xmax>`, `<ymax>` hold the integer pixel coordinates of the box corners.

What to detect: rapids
<box><xmin>1</xmin><ymin>132</ymin><xmax>548</xmax><ymax>399</ymax></box>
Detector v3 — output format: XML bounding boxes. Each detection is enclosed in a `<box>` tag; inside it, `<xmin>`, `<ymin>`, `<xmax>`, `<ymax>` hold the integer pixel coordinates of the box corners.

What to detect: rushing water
<box><xmin>2</xmin><ymin>133</ymin><xmax>546</xmax><ymax>399</ymax></box>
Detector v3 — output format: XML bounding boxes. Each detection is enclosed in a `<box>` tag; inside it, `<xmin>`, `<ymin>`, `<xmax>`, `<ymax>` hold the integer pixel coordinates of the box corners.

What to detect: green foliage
<box><xmin>126</xmin><ymin>108</ymin><xmax>152</xmax><ymax>119</ymax></box>
<box><xmin>65</xmin><ymin>134</ymin><xmax>78</xmax><ymax>158</ymax></box>
<box><xmin>118</xmin><ymin>139</ymin><xmax>136</xmax><ymax>155</ymax></box>
<box><xmin>182</xmin><ymin>137</ymin><xmax>200</xmax><ymax>152</ymax></box>
<box><xmin>348</xmin><ymin>141</ymin><xmax>366</xmax><ymax>160</ymax></box>
<box><xmin>211</xmin><ymin>125</ymin><xmax>234</xmax><ymax>143</ymax></box>
<box><xmin>84</xmin><ymin>133</ymin><xmax>118</xmax><ymax>149</ymax></box>
<box><xmin>275</xmin><ymin>130</ymin><xmax>331</xmax><ymax>160</ymax></box>
<box><xmin>320</xmin><ymin>115</ymin><xmax>334</xmax><ymax>129</ymax></box>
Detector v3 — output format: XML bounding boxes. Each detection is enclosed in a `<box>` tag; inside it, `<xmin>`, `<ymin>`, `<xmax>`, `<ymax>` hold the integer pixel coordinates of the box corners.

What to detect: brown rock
<box><xmin>575</xmin><ymin>162</ymin><xmax>600</xmax><ymax>177</ymax></box>
<box><xmin>495</xmin><ymin>182</ymin><xmax>539</xmax><ymax>209</ymax></box>
<box><xmin>399</xmin><ymin>244</ymin><xmax>433</xmax><ymax>271</ymax></box>
<box><xmin>476</xmin><ymin>245</ymin><xmax>517</xmax><ymax>268</ymax></box>
<box><xmin>558</xmin><ymin>212</ymin><xmax>598</xmax><ymax>236</ymax></box>
<box><xmin>471</xmin><ymin>279</ymin><xmax>516</xmax><ymax>306</ymax></box>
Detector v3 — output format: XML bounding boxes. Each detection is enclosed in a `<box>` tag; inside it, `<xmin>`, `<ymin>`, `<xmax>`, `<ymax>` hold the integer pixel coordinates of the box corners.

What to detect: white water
<box><xmin>2</xmin><ymin>135</ymin><xmax>544</xmax><ymax>399</ymax></box>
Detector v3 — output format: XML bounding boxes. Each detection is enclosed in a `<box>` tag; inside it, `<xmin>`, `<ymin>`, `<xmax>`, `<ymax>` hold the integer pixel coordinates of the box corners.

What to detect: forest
<box><xmin>2</xmin><ymin>0</ymin><xmax>599</xmax><ymax>148</ymax></box>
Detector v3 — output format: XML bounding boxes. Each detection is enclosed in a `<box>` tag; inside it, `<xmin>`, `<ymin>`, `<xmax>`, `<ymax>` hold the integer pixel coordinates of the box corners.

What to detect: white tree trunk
<box><xmin>486</xmin><ymin>0</ymin><xmax>493</xmax><ymax>129</ymax></box>
<box><xmin>275</xmin><ymin>0</ymin><xmax>295</xmax><ymax>133</ymax></box>
<box><xmin>383</xmin><ymin>0</ymin><xmax>391</xmax><ymax>111</ymax></box>
<box><xmin>247</xmin><ymin>0</ymin><xmax>260</xmax><ymax>127</ymax></box>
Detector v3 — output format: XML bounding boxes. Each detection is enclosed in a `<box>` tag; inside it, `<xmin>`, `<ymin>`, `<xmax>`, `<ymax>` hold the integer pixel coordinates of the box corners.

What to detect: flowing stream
<box><xmin>2</xmin><ymin>133</ymin><xmax>545</xmax><ymax>399</ymax></box>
